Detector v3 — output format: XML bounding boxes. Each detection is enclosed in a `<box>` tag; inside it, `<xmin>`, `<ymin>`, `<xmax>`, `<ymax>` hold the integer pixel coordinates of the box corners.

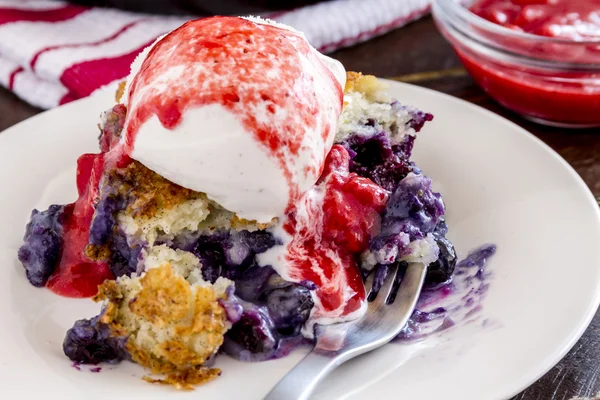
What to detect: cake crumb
<box><xmin>115</xmin><ymin>81</ymin><xmax>126</xmax><ymax>103</ymax></box>
<box><xmin>344</xmin><ymin>71</ymin><xmax>387</xmax><ymax>100</ymax></box>
<box><xmin>142</xmin><ymin>367</ymin><xmax>221</xmax><ymax>390</ymax></box>
<box><xmin>95</xmin><ymin>263</ymin><xmax>231</xmax><ymax>389</ymax></box>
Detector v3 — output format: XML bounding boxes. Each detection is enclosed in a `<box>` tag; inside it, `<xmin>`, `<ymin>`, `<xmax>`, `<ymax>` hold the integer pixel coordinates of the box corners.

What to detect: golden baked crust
<box><xmin>230</xmin><ymin>214</ymin><xmax>276</xmax><ymax>230</ymax></box>
<box><xmin>142</xmin><ymin>367</ymin><xmax>221</xmax><ymax>391</ymax></box>
<box><xmin>95</xmin><ymin>263</ymin><xmax>230</xmax><ymax>389</ymax></box>
<box><xmin>115</xmin><ymin>81</ymin><xmax>126</xmax><ymax>103</ymax></box>
<box><xmin>84</xmin><ymin>243</ymin><xmax>111</xmax><ymax>262</ymax></box>
<box><xmin>110</xmin><ymin>160</ymin><xmax>202</xmax><ymax>219</ymax></box>
<box><xmin>129</xmin><ymin>265</ymin><xmax>192</xmax><ymax>325</ymax></box>
<box><xmin>102</xmin><ymin>160</ymin><xmax>272</xmax><ymax>232</ymax></box>
<box><xmin>344</xmin><ymin>71</ymin><xmax>387</xmax><ymax>99</ymax></box>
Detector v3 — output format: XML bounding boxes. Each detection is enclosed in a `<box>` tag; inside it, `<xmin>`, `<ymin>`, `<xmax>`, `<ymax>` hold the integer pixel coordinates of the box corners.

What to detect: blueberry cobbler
<box><xmin>17</xmin><ymin>16</ymin><xmax>456</xmax><ymax>389</ymax></box>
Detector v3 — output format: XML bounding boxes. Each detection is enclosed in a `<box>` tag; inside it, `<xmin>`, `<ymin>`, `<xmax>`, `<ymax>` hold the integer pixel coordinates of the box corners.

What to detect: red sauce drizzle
<box><xmin>283</xmin><ymin>146</ymin><xmax>389</xmax><ymax>318</ymax></box>
<box><xmin>46</xmin><ymin>153</ymin><xmax>113</xmax><ymax>297</ymax></box>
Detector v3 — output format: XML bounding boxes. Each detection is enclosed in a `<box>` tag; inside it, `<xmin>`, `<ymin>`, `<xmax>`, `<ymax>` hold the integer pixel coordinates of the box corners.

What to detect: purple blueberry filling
<box><xmin>379</xmin><ymin>173</ymin><xmax>445</xmax><ymax>241</ymax></box>
<box><xmin>342</xmin><ymin>109</ymin><xmax>456</xmax><ymax>293</ymax></box>
<box><xmin>87</xmin><ymin>183</ymin><xmax>142</xmax><ymax>279</ymax></box>
<box><xmin>361</xmin><ymin>167</ymin><xmax>455</xmax><ymax>286</ymax></box>
<box><xmin>170</xmin><ymin>230</ymin><xmax>315</xmax><ymax>356</ymax></box>
<box><xmin>88</xmin><ymin>184</ymin><xmax>125</xmax><ymax>247</ymax></box>
<box><xmin>219</xmin><ymin>287</ymin><xmax>314</xmax><ymax>362</ymax></box>
<box><xmin>219</xmin><ymin>289</ymin><xmax>281</xmax><ymax>361</ymax></box>
<box><xmin>63</xmin><ymin>315</ymin><xmax>128</xmax><ymax>364</ymax></box>
<box><xmin>397</xmin><ymin>244</ymin><xmax>497</xmax><ymax>341</ymax></box>
<box><xmin>337</xmin><ymin>105</ymin><xmax>455</xmax><ymax>286</ymax></box>
<box><xmin>400</xmin><ymin>103</ymin><xmax>434</xmax><ymax>132</ymax></box>
<box><xmin>224</xmin><ymin>315</ymin><xmax>279</xmax><ymax>361</ymax></box>
<box><xmin>108</xmin><ymin>230</ymin><xmax>142</xmax><ymax>278</ymax></box>
<box><xmin>222</xmin><ymin>301</ymin><xmax>280</xmax><ymax>361</ymax></box>
<box><xmin>18</xmin><ymin>204</ymin><xmax>66</xmax><ymax>287</ymax></box>
<box><xmin>339</xmin><ymin>103</ymin><xmax>432</xmax><ymax>192</ymax></box>
<box><xmin>341</xmin><ymin>132</ymin><xmax>413</xmax><ymax>192</ymax></box>
<box><xmin>426</xmin><ymin>235</ymin><xmax>457</xmax><ymax>285</ymax></box>
<box><xmin>233</xmin><ymin>272</ymin><xmax>314</xmax><ymax>346</ymax></box>
<box><xmin>265</xmin><ymin>284</ymin><xmax>314</xmax><ymax>336</ymax></box>
<box><xmin>188</xmin><ymin>230</ymin><xmax>280</xmax><ymax>283</ymax></box>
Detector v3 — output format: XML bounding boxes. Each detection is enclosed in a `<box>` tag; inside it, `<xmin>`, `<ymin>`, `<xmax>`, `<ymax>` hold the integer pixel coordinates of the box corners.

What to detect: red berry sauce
<box><xmin>457</xmin><ymin>0</ymin><xmax>600</xmax><ymax>126</ymax></box>
<box><xmin>46</xmin><ymin>154</ymin><xmax>113</xmax><ymax>297</ymax></box>
<box><xmin>471</xmin><ymin>0</ymin><xmax>600</xmax><ymax>40</ymax></box>
<box><xmin>281</xmin><ymin>146</ymin><xmax>389</xmax><ymax>319</ymax></box>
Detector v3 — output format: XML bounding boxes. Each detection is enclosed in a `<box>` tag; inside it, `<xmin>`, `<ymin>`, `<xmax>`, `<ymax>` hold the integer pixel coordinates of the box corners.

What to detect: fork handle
<box><xmin>265</xmin><ymin>323</ymin><xmax>365</xmax><ymax>400</ymax></box>
<box><xmin>264</xmin><ymin>262</ymin><xmax>426</xmax><ymax>400</ymax></box>
<box><xmin>264</xmin><ymin>350</ymin><xmax>340</xmax><ymax>400</ymax></box>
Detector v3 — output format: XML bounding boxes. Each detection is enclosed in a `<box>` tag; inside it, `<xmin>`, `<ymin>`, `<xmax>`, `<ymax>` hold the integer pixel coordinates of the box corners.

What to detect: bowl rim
<box><xmin>432</xmin><ymin>0</ymin><xmax>600</xmax><ymax>70</ymax></box>
<box><xmin>433</xmin><ymin>0</ymin><xmax>600</xmax><ymax>45</ymax></box>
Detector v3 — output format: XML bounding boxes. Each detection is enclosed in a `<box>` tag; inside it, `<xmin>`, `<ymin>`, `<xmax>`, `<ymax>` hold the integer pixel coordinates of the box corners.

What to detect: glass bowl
<box><xmin>431</xmin><ymin>0</ymin><xmax>600</xmax><ymax>128</ymax></box>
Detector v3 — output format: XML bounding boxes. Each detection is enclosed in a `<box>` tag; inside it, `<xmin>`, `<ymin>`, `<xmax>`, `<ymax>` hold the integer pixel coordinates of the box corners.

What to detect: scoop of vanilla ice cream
<box><xmin>122</xmin><ymin>16</ymin><xmax>345</xmax><ymax>223</ymax></box>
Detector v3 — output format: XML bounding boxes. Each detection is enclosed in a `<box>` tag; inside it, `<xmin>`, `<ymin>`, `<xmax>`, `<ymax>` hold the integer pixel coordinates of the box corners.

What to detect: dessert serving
<box><xmin>18</xmin><ymin>16</ymin><xmax>456</xmax><ymax>389</ymax></box>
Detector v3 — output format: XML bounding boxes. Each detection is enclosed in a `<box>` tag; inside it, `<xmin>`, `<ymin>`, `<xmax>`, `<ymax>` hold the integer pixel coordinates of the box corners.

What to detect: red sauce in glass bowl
<box><xmin>471</xmin><ymin>0</ymin><xmax>600</xmax><ymax>40</ymax></box>
<box><xmin>443</xmin><ymin>0</ymin><xmax>600</xmax><ymax>127</ymax></box>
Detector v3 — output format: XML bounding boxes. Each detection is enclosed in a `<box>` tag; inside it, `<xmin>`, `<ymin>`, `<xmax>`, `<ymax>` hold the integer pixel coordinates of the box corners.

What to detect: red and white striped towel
<box><xmin>0</xmin><ymin>0</ymin><xmax>430</xmax><ymax>109</ymax></box>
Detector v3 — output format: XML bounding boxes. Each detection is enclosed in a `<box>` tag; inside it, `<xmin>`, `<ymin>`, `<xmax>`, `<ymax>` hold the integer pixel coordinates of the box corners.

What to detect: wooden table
<box><xmin>1</xmin><ymin>16</ymin><xmax>599</xmax><ymax>400</ymax></box>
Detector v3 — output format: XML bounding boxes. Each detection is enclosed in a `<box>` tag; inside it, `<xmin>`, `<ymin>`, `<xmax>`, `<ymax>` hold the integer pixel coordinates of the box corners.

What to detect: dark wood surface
<box><xmin>1</xmin><ymin>15</ymin><xmax>599</xmax><ymax>400</ymax></box>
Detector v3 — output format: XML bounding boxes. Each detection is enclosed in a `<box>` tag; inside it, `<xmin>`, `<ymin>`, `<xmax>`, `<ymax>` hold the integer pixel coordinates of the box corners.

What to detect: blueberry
<box><xmin>190</xmin><ymin>230</ymin><xmax>279</xmax><ymax>283</ymax></box>
<box><xmin>362</xmin><ymin>172</ymin><xmax>447</xmax><ymax>275</ymax></box>
<box><xmin>371</xmin><ymin>173</ymin><xmax>445</xmax><ymax>254</ymax></box>
<box><xmin>242</xmin><ymin>230</ymin><xmax>280</xmax><ymax>254</ymax></box>
<box><xmin>265</xmin><ymin>285</ymin><xmax>314</xmax><ymax>337</ymax></box>
<box><xmin>63</xmin><ymin>316</ymin><xmax>127</xmax><ymax>364</ymax></box>
<box><xmin>89</xmin><ymin>187</ymin><xmax>126</xmax><ymax>246</ymax></box>
<box><xmin>218</xmin><ymin>291</ymin><xmax>244</xmax><ymax>324</ymax></box>
<box><xmin>384</xmin><ymin>173</ymin><xmax>444</xmax><ymax>235</ymax></box>
<box><xmin>336</xmin><ymin>104</ymin><xmax>431</xmax><ymax>193</ymax></box>
<box><xmin>18</xmin><ymin>205</ymin><xmax>66</xmax><ymax>287</ymax></box>
<box><xmin>109</xmin><ymin>231</ymin><xmax>141</xmax><ymax>278</ymax></box>
<box><xmin>392</xmin><ymin>135</ymin><xmax>416</xmax><ymax>160</ymax></box>
<box><xmin>225</xmin><ymin>230</ymin><xmax>280</xmax><ymax>266</ymax></box>
<box><xmin>407</xmin><ymin>109</ymin><xmax>433</xmax><ymax>132</ymax></box>
<box><xmin>425</xmin><ymin>235</ymin><xmax>457</xmax><ymax>285</ymax></box>
<box><xmin>340</xmin><ymin>131</ymin><xmax>412</xmax><ymax>192</ymax></box>
<box><xmin>223</xmin><ymin>309</ymin><xmax>279</xmax><ymax>361</ymax></box>
<box><xmin>225</xmin><ymin>234</ymin><xmax>251</xmax><ymax>266</ymax></box>
<box><xmin>193</xmin><ymin>232</ymin><xmax>230</xmax><ymax>283</ymax></box>
<box><xmin>433</xmin><ymin>218</ymin><xmax>449</xmax><ymax>236</ymax></box>
<box><xmin>349</xmin><ymin>132</ymin><xmax>393</xmax><ymax>168</ymax></box>
<box><xmin>233</xmin><ymin>264</ymin><xmax>275</xmax><ymax>303</ymax></box>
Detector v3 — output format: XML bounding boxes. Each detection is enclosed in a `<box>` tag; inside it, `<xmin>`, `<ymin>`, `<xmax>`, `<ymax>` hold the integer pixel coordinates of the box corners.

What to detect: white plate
<box><xmin>1</xmin><ymin>81</ymin><xmax>599</xmax><ymax>400</ymax></box>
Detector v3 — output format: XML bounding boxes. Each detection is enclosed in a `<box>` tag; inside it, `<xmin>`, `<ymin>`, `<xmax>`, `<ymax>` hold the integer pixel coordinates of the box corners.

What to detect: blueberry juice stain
<box><xmin>396</xmin><ymin>244</ymin><xmax>497</xmax><ymax>341</ymax></box>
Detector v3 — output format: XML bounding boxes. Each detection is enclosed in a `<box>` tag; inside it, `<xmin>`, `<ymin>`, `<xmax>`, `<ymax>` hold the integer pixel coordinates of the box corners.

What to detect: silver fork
<box><xmin>264</xmin><ymin>262</ymin><xmax>427</xmax><ymax>400</ymax></box>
